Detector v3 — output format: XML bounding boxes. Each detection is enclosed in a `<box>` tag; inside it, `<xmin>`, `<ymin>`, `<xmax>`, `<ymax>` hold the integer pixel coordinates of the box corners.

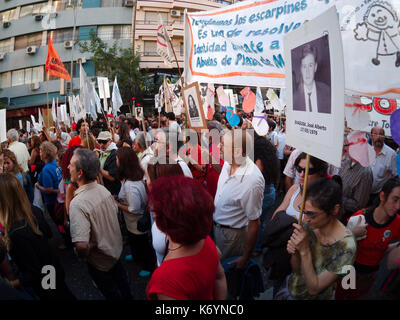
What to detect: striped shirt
<box><xmin>339</xmin><ymin>159</ymin><xmax>373</xmax><ymax>215</ymax></box>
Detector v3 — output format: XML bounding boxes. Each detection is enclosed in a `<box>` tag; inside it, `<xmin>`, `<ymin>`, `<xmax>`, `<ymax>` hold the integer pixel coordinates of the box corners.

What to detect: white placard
<box><xmin>26</xmin><ymin>121</ymin><xmax>31</xmax><ymax>133</ymax></box>
<box><xmin>19</xmin><ymin>120</ymin><xmax>22</xmax><ymax>130</ymax></box>
<box><xmin>0</xmin><ymin>109</ymin><xmax>6</xmax><ymax>143</ymax></box>
<box><xmin>97</xmin><ymin>77</ymin><xmax>110</xmax><ymax>99</ymax></box>
<box><xmin>284</xmin><ymin>6</ymin><xmax>344</xmax><ymax>168</ymax></box>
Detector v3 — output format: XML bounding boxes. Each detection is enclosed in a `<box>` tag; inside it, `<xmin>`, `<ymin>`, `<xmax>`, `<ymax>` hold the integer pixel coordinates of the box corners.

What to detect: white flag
<box><xmin>112</xmin><ymin>77</ymin><xmax>123</xmax><ymax>116</ymax></box>
<box><xmin>79</xmin><ymin>62</ymin><xmax>91</xmax><ymax>115</ymax></box>
<box><xmin>51</xmin><ymin>98</ymin><xmax>57</xmax><ymax>122</ymax></box>
<box><xmin>19</xmin><ymin>120</ymin><xmax>22</xmax><ymax>130</ymax></box>
<box><xmin>157</xmin><ymin>14</ymin><xmax>174</xmax><ymax>67</ymax></box>
<box><xmin>38</xmin><ymin>108</ymin><xmax>44</xmax><ymax>127</ymax></box>
<box><xmin>92</xmin><ymin>82</ymin><xmax>102</xmax><ymax>114</ymax></box>
<box><xmin>26</xmin><ymin>121</ymin><xmax>31</xmax><ymax>134</ymax></box>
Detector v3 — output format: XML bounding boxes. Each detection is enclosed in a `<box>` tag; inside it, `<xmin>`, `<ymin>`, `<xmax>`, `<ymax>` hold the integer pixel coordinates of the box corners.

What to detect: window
<box><xmin>11</xmin><ymin>66</ymin><xmax>44</xmax><ymax>86</ymax></box>
<box><xmin>0</xmin><ymin>8</ymin><xmax>18</xmax><ymax>23</ymax></box>
<box><xmin>97</xmin><ymin>26</ymin><xmax>113</xmax><ymax>41</ymax></box>
<box><xmin>100</xmin><ymin>0</ymin><xmax>123</xmax><ymax>7</ymax></box>
<box><xmin>53</xmin><ymin>28</ymin><xmax>75</xmax><ymax>43</ymax></box>
<box><xmin>98</xmin><ymin>25</ymin><xmax>131</xmax><ymax>41</ymax></box>
<box><xmin>144</xmin><ymin>11</ymin><xmax>167</xmax><ymax>24</ymax></box>
<box><xmin>0</xmin><ymin>39</ymin><xmax>12</xmax><ymax>53</ymax></box>
<box><xmin>15</xmin><ymin>32</ymin><xmax>43</xmax><ymax>50</ymax></box>
<box><xmin>0</xmin><ymin>72</ymin><xmax>11</xmax><ymax>89</ymax></box>
<box><xmin>144</xmin><ymin>41</ymin><xmax>157</xmax><ymax>56</ymax></box>
<box><xmin>53</xmin><ymin>0</ymin><xmax>82</xmax><ymax>12</ymax></box>
<box><xmin>20</xmin><ymin>2</ymin><xmax>50</xmax><ymax>17</ymax></box>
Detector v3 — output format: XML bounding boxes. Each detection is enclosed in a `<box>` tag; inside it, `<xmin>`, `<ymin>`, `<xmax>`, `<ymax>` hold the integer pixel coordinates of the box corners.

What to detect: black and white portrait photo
<box><xmin>182</xmin><ymin>82</ymin><xmax>207</xmax><ymax>132</ymax></box>
<box><xmin>292</xmin><ymin>35</ymin><xmax>331</xmax><ymax>114</ymax></box>
<box><xmin>135</xmin><ymin>107</ymin><xmax>143</xmax><ymax>120</ymax></box>
<box><xmin>188</xmin><ymin>94</ymin><xmax>200</xmax><ymax>118</ymax></box>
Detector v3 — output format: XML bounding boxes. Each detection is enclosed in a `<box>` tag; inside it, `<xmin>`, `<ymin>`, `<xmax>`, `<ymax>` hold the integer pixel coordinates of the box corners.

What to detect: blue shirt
<box><xmin>38</xmin><ymin>159</ymin><xmax>62</xmax><ymax>205</ymax></box>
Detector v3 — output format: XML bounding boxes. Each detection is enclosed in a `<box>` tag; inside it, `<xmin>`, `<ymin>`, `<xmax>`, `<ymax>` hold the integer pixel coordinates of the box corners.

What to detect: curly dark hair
<box><xmin>254</xmin><ymin>136</ymin><xmax>280</xmax><ymax>185</ymax></box>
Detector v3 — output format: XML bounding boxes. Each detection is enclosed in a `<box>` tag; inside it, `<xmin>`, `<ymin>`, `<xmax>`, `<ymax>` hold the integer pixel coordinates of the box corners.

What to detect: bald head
<box><xmin>371</xmin><ymin>126</ymin><xmax>385</xmax><ymax>149</ymax></box>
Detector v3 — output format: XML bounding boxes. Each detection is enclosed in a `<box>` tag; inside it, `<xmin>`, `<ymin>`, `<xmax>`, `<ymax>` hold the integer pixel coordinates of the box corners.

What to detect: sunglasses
<box><xmin>297</xmin><ymin>205</ymin><xmax>323</xmax><ymax>219</ymax></box>
<box><xmin>98</xmin><ymin>140</ymin><xmax>109</xmax><ymax>145</ymax></box>
<box><xmin>295</xmin><ymin>165</ymin><xmax>319</xmax><ymax>175</ymax></box>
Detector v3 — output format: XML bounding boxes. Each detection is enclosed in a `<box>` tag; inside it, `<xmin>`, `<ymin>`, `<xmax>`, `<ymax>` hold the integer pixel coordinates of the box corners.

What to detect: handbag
<box><xmin>136</xmin><ymin>181</ymin><xmax>151</xmax><ymax>232</ymax></box>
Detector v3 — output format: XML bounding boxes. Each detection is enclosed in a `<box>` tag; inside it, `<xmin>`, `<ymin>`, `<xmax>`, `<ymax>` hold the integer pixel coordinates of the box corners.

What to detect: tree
<box><xmin>79</xmin><ymin>30</ymin><xmax>147</xmax><ymax>105</ymax></box>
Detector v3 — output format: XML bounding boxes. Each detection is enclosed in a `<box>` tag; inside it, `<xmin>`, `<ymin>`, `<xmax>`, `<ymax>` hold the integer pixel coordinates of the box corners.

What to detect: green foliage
<box><xmin>79</xmin><ymin>30</ymin><xmax>147</xmax><ymax>105</ymax></box>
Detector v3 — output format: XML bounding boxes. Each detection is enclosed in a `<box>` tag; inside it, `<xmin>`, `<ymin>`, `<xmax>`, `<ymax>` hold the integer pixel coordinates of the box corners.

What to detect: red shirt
<box><xmin>205</xmin><ymin>143</ymin><xmax>224</xmax><ymax>199</ymax></box>
<box><xmin>349</xmin><ymin>209</ymin><xmax>400</xmax><ymax>267</ymax></box>
<box><xmin>146</xmin><ymin>236</ymin><xmax>219</xmax><ymax>300</ymax></box>
<box><xmin>68</xmin><ymin>136</ymin><xmax>81</xmax><ymax>148</ymax></box>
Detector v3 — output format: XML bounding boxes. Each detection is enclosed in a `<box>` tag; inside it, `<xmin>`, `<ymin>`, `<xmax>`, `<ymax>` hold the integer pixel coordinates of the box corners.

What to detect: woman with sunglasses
<box><xmin>275</xmin><ymin>177</ymin><xmax>356</xmax><ymax>300</ymax></box>
<box><xmin>272</xmin><ymin>152</ymin><xmax>328</xmax><ymax>221</ymax></box>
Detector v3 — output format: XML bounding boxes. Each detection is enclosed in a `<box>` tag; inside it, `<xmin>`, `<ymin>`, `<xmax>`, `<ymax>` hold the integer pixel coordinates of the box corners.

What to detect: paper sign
<box><xmin>19</xmin><ymin>120</ymin><xmax>22</xmax><ymax>130</ymax></box>
<box><xmin>226</xmin><ymin>106</ymin><xmax>240</xmax><ymax>127</ymax></box>
<box><xmin>252</xmin><ymin>113</ymin><xmax>269</xmax><ymax>136</ymax></box>
<box><xmin>241</xmin><ymin>87</ymin><xmax>256</xmax><ymax>113</ymax></box>
<box><xmin>284</xmin><ymin>6</ymin><xmax>345</xmax><ymax>168</ymax></box>
<box><xmin>97</xmin><ymin>77</ymin><xmax>110</xmax><ymax>99</ymax></box>
<box><xmin>0</xmin><ymin>109</ymin><xmax>6</xmax><ymax>143</ymax></box>
<box><xmin>267</xmin><ymin>88</ymin><xmax>283</xmax><ymax>111</ymax></box>
<box><xmin>26</xmin><ymin>121</ymin><xmax>31</xmax><ymax>133</ymax></box>
<box><xmin>135</xmin><ymin>106</ymin><xmax>143</xmax><ymax>121</ymax></box>
<box><xmin>216</xmin><ymin>86</ymin><xmax>229</xmax><ymax>106</ymax></box>
<box><xmin>347</xmin><ymin>130</ymin><xmax>376</xmax><ymax>167</ymax></box>
<box><xmin>42</xmin><ymin>108</ymin><xmax>54</xmax><ymax>128</ymax></box>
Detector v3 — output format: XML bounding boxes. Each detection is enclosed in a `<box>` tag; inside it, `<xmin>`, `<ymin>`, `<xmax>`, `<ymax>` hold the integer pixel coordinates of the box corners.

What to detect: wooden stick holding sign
<box><xmin>297</xmin><ymin>153</ymin><xmax>311</xmax><ymax>225</ymax></box>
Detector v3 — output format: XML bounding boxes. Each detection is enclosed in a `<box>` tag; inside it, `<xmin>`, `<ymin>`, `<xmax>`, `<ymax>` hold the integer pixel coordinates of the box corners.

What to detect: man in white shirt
<box><xmin>166</xmin><ymin>112</ymin><xmax>182</xmax><ymax>135</ymax></box>
<box><xmin>283</xmin><ymin>148</ymin><xmax>302</xmax><ymax>191</ymax></box>
<box><xmin>7</xmin><ymin>128</ymin><xmax>30</xmax><ymax>173</ymax></box>
<box><xmin>213</xmin><ymin>130</ymin><xmax>265</xmax><ymax>268</ymax></box>
<box><xmin>151</xmin><ymin>128</ymin><xmax>193</xmax><ymax>178</ymax></box>
<box><xmin>369</xmin><ymin>126</ymin><xmax>397</xmax><ymax>206</ymax></box>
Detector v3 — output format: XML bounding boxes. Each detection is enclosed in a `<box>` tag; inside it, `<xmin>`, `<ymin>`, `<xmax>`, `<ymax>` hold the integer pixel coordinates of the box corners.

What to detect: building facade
<box><xmin>0</xmin><ymin>0</ymin><xmax>232</xmax><ymax>121</ymax></box>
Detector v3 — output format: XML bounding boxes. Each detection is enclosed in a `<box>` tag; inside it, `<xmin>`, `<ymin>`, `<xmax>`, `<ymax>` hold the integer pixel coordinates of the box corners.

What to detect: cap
<box><xmin>97</xmin><ymin>131</ymin><xmax>112</xmax><ymax>141</ymax></box>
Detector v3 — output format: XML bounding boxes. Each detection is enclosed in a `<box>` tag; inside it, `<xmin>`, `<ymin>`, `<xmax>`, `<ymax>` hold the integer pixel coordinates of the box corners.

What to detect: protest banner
<box><xmin>184</xmin><ymin>0</ymin><xmax>333</xmax><ymax>87</ymax></box>
<box><xmin>284</xmin><ymin>6</ymin><xmax>345</xmax><ymax>168</ymax></box>
<box><xmin>182</xmin><ymin>82</ymin><xmax>207</xmax><ymax>132</ymax></box>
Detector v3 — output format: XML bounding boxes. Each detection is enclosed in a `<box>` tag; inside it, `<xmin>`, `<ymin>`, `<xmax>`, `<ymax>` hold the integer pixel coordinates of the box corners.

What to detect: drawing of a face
<box><xmin>366</xmin><ymin>5</ymin><xmax>397</xmax><ymax>30</ymax></box>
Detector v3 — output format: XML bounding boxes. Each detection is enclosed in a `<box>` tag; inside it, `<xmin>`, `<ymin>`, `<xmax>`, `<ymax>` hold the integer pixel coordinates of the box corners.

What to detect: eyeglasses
<box><xmin>297</xmin><ymin>205</ymin><xmax>323</xmax><ymax>219</ymax></box>
<box><xmin>295</xmin><ymin>165</ymin><xmax>319</xmax><ymax>175</ymax></box>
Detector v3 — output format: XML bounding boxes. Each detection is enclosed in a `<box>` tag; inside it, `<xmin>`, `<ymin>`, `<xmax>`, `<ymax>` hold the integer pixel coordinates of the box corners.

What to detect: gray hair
<box><xmin>135</xmin><ymin>132</ymin><xmax>153</xmax><ymax>150</ymax></box>
<box><xmin>73</xmin><ymin>148</ymin><xmax>100</xmax><ymax>182</ymax></box>
<box><xmin>7</xmin><ymin>129</ymin><xmax>19</xmax><ymax>142</ymax></box>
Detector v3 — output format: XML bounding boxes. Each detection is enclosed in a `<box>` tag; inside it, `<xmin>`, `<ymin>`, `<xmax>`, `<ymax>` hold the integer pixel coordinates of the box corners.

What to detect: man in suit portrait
<box><xmin>293</xmin><ymin>43</ymin><xmax>331</xmax><ymax>114</ymax></box>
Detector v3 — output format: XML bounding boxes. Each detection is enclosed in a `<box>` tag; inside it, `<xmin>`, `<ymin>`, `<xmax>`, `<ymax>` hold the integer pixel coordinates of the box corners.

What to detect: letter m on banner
<box><xmin>45</xmin><ymin>36</ymin><xmax>71</xmax><ymax>81</ymax></box>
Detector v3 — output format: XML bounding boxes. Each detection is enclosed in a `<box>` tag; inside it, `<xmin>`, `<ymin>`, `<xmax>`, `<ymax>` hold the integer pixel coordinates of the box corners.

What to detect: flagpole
<box><xmin>165</xmin><ymin>26</ymin><xmax>184</xmax><ymax>89</ymax></box>
<box><xmin>46</xmin><ymin>73</ymin><xmax>49</xmax><ymax>128</ymax></box>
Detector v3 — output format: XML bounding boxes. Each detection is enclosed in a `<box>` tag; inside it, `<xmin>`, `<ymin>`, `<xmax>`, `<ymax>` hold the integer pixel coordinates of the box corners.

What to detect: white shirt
<box><xmin>139</xmin><ymin>147</ymin><xmax>154</xmax><ymax>172</ymax></box>
<box><xmin>304</xmin><ymin>81</ymin><xmax>318</xmax><ymax>114</ymax></box>
<box><xmin>129</xmin><ymin>129</ymin><xmax>136</xmax><ymax>141</ymax></box>
<box><xmin>371</xmin><ymin>144</ymin><xmax>397</xmax><ymax>194</ymax></box>
<box><xmin>276</xmin><ymin>132</ymin><xmax>286</xmax><ymax>160</ymax></box>
<box><xmin>118</xmin><ymin>180</ymin><xmax>146</xmax><ymax>234</ymax></box>
<box><xmin>214</xmin><ymin>157</ymin><xmax>265</xmax><ymax>228</ymax></box>
<box><xmin>8</xmin><ymin>141</ymin><xmax>30</xmax><ymax>173</ymax></box>
<box><xmin>169</xmin><ymin>121</ymin><xmax>181</xmax><ymax>135</ymax></box>
<box><xmin>283</xmin><ymin>148</ymin><xmax>302</xmax><ymax>185</ymax></box>
<box><xmin>267</xmin><ymin>131</ymin><xmax>278</xmax><ymax>147</ymax></box>
<box><xmin>151</xmin><ymin>222</ymin><xmax>167</xmax><ymax>267</ymax></box>
<box><xmin>176</xmin><ymin>156</ymin><xmax>193</xmax><ymax>178</ymax></box>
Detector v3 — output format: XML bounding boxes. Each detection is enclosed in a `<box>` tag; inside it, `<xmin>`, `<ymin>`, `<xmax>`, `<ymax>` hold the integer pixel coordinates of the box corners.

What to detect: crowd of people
<box><xmin>0</xmin><ymin>108</ymin><xmax>399</xmax><ymax>300</ymax></box>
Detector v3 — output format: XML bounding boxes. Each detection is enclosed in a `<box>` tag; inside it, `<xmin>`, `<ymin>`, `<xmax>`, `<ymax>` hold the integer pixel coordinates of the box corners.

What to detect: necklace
<box><xmin>168</xmin><ymin>244</ymin><xmax>184</xmax><ymax>252</ymax></box>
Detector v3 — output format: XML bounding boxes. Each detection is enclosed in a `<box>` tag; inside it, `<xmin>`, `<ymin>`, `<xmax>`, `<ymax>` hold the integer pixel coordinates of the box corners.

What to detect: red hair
<box><xmin>148</xmin><ymin>176</ymin><xmax>214</xmax><ymax>245</ymax></box>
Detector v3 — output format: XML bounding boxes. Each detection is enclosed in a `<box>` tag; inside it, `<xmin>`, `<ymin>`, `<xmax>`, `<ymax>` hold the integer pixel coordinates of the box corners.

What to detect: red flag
<box><xmin>45</xmin><ymin>36</ymin><xmax>71</xmax><ymax>81</ymax></box>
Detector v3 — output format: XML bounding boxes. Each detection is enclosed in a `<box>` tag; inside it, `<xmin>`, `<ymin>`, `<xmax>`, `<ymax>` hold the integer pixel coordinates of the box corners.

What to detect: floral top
<box><xmin>289</xmin><ymin>224</ymin><xmax>356</xmax><ymax>300</ymax></box>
